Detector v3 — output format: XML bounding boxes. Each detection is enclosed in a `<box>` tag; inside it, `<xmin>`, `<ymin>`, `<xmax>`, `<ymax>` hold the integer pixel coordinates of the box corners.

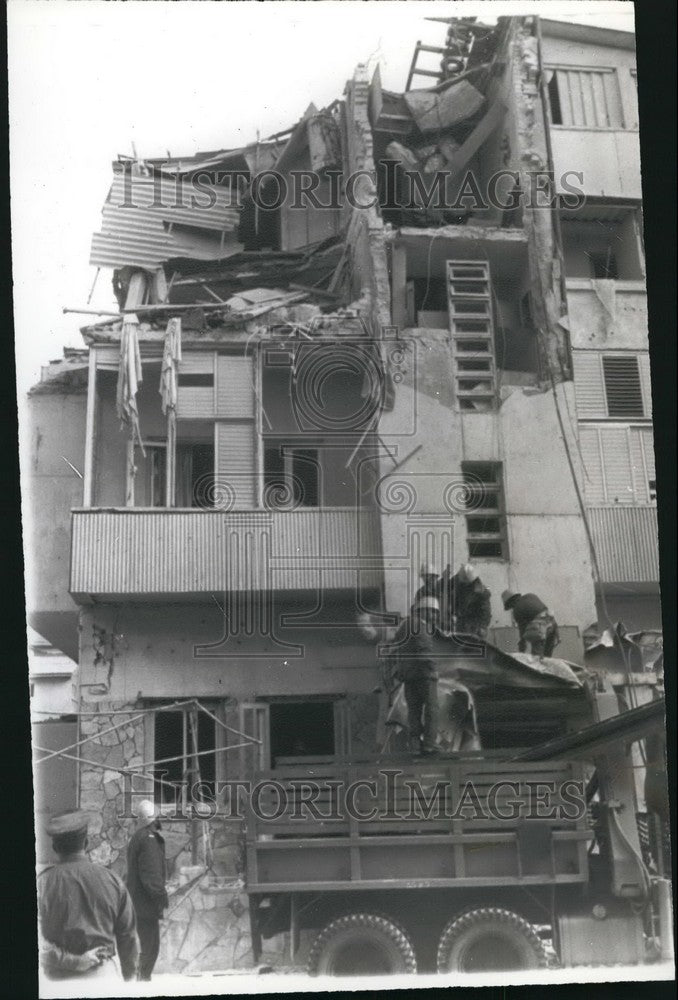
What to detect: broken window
<box><xmin>546</xmin><ymin>67</ymin><xmax>624</xmax><ymax>129</ymax></box>
<box><xmin>461</xmin><ymin>462</ymin><xmax>508</xmax><ymax>559</ymax></box>
<box><xmin>602</xmin><ymin>356</ymin><xmax>644</xmax><ymax>418</ymax></box>
<box><xmin>151</xmin><ymin>704</ymin><xmax>218</xmax><ymax>808</ymax></box>
<box><xmin>561</xmin><ymin>211</ymin><xmax>644</xmax><ymax>281</ymax></box>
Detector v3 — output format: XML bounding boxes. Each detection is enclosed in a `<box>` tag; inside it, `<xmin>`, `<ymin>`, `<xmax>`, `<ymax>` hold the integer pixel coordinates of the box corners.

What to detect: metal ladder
<box><xmin>446</xmin><ymin>260</ymin><xmax>496</xmax><ymax>411</ymax></box>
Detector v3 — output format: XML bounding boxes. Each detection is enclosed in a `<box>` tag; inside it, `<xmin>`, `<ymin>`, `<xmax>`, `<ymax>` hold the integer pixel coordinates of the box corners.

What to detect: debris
<box><xmin>404</xmin><ymin>79</ymin><xmax>485</xmax><ymax>132</ymax></box>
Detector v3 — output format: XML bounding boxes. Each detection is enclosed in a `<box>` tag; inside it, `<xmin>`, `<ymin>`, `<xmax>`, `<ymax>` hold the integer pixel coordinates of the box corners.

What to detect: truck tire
<box><xmin>437</xmin><ymin>907</ymin><xmax>548</xmax><ymax>973</ymax></box>
<box><xmin>308</xmin><ymin>913</ymin><xmax>418</xmax><ymax>976</ymax></box>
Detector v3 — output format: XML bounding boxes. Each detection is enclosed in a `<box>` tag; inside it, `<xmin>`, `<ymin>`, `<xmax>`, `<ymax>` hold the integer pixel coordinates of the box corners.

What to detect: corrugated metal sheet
<box><xmin>588</xmin><ymin>505</ymin><xmax>660</xmax><ymax>583</ymax></box>
<box><xmin>90</xmin><ymin>167</ymin><xmax>243</xmax><ymax>270</ymax></box>
<box><xmin>70</xmin><ymin>509</ymin><xmax>382</xmax><ymax>596</ymax></box>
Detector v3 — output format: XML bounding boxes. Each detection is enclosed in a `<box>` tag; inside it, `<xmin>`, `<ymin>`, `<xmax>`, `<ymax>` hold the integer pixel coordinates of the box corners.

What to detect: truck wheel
<box><xmin>308</xmin><ymin>913</ymin><xmax>418</xmax><ymax>976</ymax></box>
<box><xmin>437</xmin><ymin>907</ymin><xmax>548</xmax><ymax>972</ymax></box>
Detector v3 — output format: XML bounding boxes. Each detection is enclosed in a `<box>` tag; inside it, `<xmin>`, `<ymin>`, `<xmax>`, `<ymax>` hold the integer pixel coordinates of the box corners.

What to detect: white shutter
<box><xmin>573</xmin><ymin>352</ymin><xmax>606</xmax><ymax>418</ymax></box>
<box><xmin>579</xmin><ymin>426</ymin><xmax>605</xmax><ymax>503</ymax></box>
<box><xmin>215</xmin><ymin>421</ymin><xmax>256</xmax><ymax>508</ymax></box>
<box><xmin>216</xmin><ymin>355</ymin><xmax>255</xmax><ymax>418</ymax></box>
<box><xmin>600</xmin><ymin>427</ymin><xmax>634</xmax><ymax>504</ymax></box>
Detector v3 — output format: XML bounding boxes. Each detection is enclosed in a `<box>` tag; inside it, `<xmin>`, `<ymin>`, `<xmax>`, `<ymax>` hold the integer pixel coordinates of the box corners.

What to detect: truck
<box><xmin>243</xmin><ymin>641</ymin><xmax>672</xmax><ymax>975</ymax></box>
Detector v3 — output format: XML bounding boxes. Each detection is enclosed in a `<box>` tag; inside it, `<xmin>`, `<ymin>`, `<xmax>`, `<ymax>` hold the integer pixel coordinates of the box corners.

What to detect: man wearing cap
<box><xmin>502</xmin><ymin>589</ymin><xmax>560</xmax><ymax>657</ymax></box>
<box><xmin>393</xmin><ymin>596</ymin><xmax>441</xmax><ymax>754</ymax></box>
<box><xmin>126</xmin><ymin>799</ymin><xmax>168</xmax><ymax>981</ymax></box>
<box><xmin>38</xmin><ymin>811</ymin><xmax>139</xmax><ymax>981</ymax></box>
<box><xmin>441</xmin><ymin>564</ymin><xmax>492</xmax><ymax>637</ymax></box>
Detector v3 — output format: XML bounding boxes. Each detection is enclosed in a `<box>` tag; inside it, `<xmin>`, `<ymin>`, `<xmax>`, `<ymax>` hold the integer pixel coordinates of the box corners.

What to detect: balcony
<box><xmin>587</xmin><ymin>505</ymin><xmax>659</xmax><ymax>584</ymax></box>
<box><xmin>70</xmin><ymin>508</ymin><xmax>382</xmax><ymax>601</ymax></box>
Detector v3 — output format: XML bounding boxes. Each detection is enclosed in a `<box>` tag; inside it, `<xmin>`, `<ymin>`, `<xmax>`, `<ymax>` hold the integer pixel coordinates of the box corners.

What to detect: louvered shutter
<box><xmin>215</xmin><ymin>422</ymin><xmax>257</xmax><ymax>508</ymax></box>
<box><xmin>216</xmin><ymin>355</ymin><xmax>255</xmax><ymax>417</ymax></box>
<box><xmin>177</xmin><ymin>352</ymin><xmax>215</xmax><ymax>419</ymax></box>
<box><xmin>213</xmin><ymin>353</ymin><xmax>258</xmax><ymax>508</ymax></box>
<box><xmin>573</xmin><ymin>352</ymin><xmax>606</xmax><ymax>418</ymax></box>
<box><xmin>579</xmin><ymin>426</ymin><xmax>605</xmax><ymax>503</ymax></box>
<box><xmin>602</xmin><ymin>356</ymin><xmax>644</xmax><ymax>418</ymax></box>
<box><xmin>555</xmin><ymin>69</ymin><xmax>623</xmax><ymax>128</ymax></box>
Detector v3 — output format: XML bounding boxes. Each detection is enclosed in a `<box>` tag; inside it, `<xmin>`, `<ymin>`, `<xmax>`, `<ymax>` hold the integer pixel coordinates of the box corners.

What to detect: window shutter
<box><xmin>554</xmin><ymin>69</ymin><xmax>623</xmax><ymax>128</ymax></box>
<box><xmin>602</xmin><ymin>356</ymin><xmax>644</xmax><ymax>417</ymax></box>
<box><xmin>216</xmin><ymin>355</ymin><xmax>255</xmax><ymax>418</ymax></box>
<box><xmin>600</xmin><ymin>427</ymin><xmax>634</xmax><ymax>504</ymax></box>
<box><xmin>215</xmin><ymin>421</ymin><xmax>256</xmax><ymax>508</ymax></box>
<box><xmin>573</xmin><ymin>352</ymin><xmax>606</xmax><ymax>418</ymax></box>
<box><xmin>177</xmin><ymin>351</ymin><xmax>215</xmax><ymax>418</ymax></box>
<box><xmin>579</xmin><ymin>426</ymin><xmax>605</xmax><ymax>503</ymax></box>
<box><xmin>629</xmin><ymin>427</ymin><xmax>652</xmax><ymax>503</ymax></box>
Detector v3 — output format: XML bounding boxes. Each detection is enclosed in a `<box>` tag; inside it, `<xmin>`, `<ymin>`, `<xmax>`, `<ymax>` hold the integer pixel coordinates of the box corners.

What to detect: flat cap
<box><xmin>45</xmin><ymin>810</ymin><xmax>90</xmax><ymax>837</ymax></box>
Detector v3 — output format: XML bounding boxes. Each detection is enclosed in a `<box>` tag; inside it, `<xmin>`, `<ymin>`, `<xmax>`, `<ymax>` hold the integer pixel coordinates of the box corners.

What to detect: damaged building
<box><xmin>27</xmin><ymin>15</ymin><xmax>663</xmax><ymax>974</ymax></box>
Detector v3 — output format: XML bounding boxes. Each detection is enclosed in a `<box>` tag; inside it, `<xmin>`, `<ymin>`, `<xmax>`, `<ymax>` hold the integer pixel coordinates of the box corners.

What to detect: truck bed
<box><xmin>245</xmin><ymin>755</ymin><xmax>592</xmax><ymax>893</ymax></box>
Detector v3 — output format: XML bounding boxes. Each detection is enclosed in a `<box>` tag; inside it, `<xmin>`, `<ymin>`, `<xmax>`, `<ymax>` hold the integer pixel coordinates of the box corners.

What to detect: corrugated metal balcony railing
<box><xmin>587</xmin><ymin>505</ymin><xmax>659</xmax><ymax>583</ymax></box>
<box><xmin>70</xmin><ymin>508</ymin><xmax>382</xmax><ymax>600</ymax></box>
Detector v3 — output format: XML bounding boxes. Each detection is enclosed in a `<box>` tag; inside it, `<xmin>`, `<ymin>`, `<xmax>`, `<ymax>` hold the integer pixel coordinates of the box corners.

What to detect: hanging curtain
<box><xmin>116</xmin><ymin>314</ymin><xmax>145</xmax><ymax>455</ymax></box>
<box><xmin>159</xmin><ymin>317</ymin><xmax>182</xmax><ymax>505</ymax></box>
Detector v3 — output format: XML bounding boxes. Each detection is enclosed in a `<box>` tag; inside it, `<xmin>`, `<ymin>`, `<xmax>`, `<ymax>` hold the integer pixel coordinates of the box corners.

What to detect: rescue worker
<box><xmin>502</xmin><ymin>589</ymin><xmax>560</xmax><ymax>657</ymax></box>
<box><xmin>393</xmin><ymin>595</ymin><xmax>441</xmax><ymax>755</ymax></box>
<box><xmin>441</xmin><ymin>563</ymin><xmax>492</xmax><ymax>637</ymax></box>
<box><xmin>126</xmin><ymin>799</ymin><xmax>168</xmax><ymax>981</ymax></box>
<box><xmin>38</xmin><ymin>810</ymin><xmax>139</xmax><ymax>981</ymax></box>
<box><xmin>413</xmin><ymin>561</ymin><xmax>441</xmax><ymax>610</ymax></box>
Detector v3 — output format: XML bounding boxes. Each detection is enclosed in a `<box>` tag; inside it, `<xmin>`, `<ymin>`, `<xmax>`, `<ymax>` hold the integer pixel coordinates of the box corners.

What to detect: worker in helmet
<box><xmin>502</xmin><ymin>589</ymin><xmax>560</xmax><ymax>657</ymax></box>
<box><xmin>440</xmin><ymin>563</ymin><xmax>492</xmax><ymax>637</ymax></box>
<box><xmin>393</xmin><ymin>595</ymin><xmax>441</xmax><ymax>755</ymax></box>
<box><xmin>413</xmin><ymin>561</ymin><xmax>441</xmax><ymax>611</ymax></box>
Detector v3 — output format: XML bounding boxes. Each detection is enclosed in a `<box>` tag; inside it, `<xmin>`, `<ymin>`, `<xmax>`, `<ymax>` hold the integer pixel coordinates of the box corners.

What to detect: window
<box><xmin>151</xmin><ymin>704</ymin><xmax>218</xmax><ymax>808</ymax></box>
<box><xmin>264</xmin><ymin>445</ymin><xmax>320</xmax><ymax>508</ymax></box>
<box><xmin>269</xmin><ymin>701</ymin><xmax>336</xmax><ymax>764</ymax></box>
<box><xmin>461</xmin><ymin>462</ymin><xmax>508</xmax><ymax>559</ymax></box>
<box><xmin>602</xmin><ymin>356</ymin><xmax>644</xmax><ymax>418</ymax></box>
<box><xmin>590</xmin><ymin>251</ymin><xmax>618</xmax><ymax>280</ymax></box>
<box><xmin>546</xmin><ymin>67</ymin><xmax>624</xmax><ymax>129</ymax></box>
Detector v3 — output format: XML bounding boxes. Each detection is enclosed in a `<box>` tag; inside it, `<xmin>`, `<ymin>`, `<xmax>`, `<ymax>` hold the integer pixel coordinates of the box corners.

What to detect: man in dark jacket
<box><xmin>126</xmin><ymin>800</ymin><xmax>168</xmax><ymax>981</ymax></box>
<box><xmin>393</xmin><ymin>596</ymin><xmax>441</xmax><ymax>754</ymax></box>
<box><xmin>502</xmin><ymin>589</ymin><xmax>560</xmax><ymax>657</ymax></box>
<box><xmin>39</xmin><ymin>811</ymin><xmax>139</xmax><ymax>981</ymax></box>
